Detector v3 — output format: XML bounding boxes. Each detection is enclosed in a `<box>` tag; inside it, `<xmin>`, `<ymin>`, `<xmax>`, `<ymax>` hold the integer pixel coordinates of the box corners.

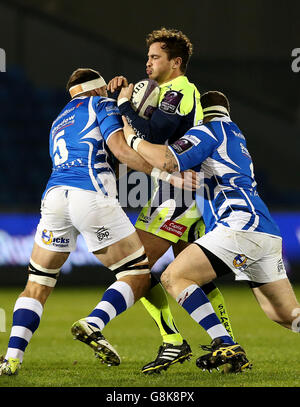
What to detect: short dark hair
<box><xmin>200</xmin><ymin>91</ymin><xmax>230</xmax><ymax>112</ymax></box>
<box><xmin>66</xmin><ymin>68</ymin><xmax>101</xmax><ymax>92</ymax></box>
<box><xmin>146</xmin><ymin>27</ymin><xmax>193</xmax><ymax>73</ymax></box>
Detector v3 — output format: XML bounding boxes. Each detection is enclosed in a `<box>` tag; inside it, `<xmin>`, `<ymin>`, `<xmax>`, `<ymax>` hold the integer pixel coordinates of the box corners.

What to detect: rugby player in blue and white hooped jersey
<box><xmin>0</xmin><ymin>68</ymin><xmax>197</xmax><ymax>376</ymax></box>
<box><xmin>122</xmin><ymin>90</ymin><xmax>300</xmax><ymax>372</ymax></box>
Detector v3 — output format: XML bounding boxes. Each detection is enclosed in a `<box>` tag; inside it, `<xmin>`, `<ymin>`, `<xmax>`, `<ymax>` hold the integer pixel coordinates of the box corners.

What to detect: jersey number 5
<box><xmin>53</xmin><ymin>130</ymin><xmax>69</xmax><ymax>165</ymax></box>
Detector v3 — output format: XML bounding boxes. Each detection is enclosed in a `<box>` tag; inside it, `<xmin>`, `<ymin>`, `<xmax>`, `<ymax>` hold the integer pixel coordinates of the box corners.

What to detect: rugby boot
<box><xmin>142</xmin><ymin>339</ymin><xmax>192</xmax><ymax>374</ymax></box>
<box><xmin>196</xmin><ymin>337</ymin><xmax>252</xmax><ymax>373</ymax></box>
<box><xmin>71</xmin><ymin>319</ymin><xmax>121</xmax><ymax>366</ymax></box>
<box><xmin>0</xmin><ymin>356</ymin><xmax>21</xmax><ymax>376</ymax></box>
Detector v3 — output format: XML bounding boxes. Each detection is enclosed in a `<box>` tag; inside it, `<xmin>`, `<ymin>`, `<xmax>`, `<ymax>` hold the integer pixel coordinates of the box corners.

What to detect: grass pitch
<box><xmin>0</xmin><ymin>284</ymin><xmax>300</xmax><ymax>388</ymax></box>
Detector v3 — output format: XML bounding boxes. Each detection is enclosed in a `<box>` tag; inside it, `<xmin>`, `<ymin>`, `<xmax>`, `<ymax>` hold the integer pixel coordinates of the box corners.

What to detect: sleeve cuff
<box><xmin>117</xmin><ymin>97</ymin><xmax>129</xmax><ymax>107</ymax></box>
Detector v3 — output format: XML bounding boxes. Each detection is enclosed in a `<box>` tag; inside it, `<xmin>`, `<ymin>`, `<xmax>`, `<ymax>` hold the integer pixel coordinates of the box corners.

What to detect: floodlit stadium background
<box><xmin>0</xmin><ymin>0</ymin><xmax>300</xmax><ymax>285</ymax></box>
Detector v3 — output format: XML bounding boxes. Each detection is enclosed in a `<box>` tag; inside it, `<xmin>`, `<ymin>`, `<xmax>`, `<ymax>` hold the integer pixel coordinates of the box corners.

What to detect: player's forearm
<box><xmin>107</xmin><ymin>129</ymin><xmax>152</xmax><ymax>175</ymax></box>
<box><xmin>135</xmin><ymin>140</ymin><xmax>179</xmax><ymax>173</ymax></box>
<box><xmin>115</xmin><ymin>142</ymin><xmax>153</xmax><ymax>175</ymax></box>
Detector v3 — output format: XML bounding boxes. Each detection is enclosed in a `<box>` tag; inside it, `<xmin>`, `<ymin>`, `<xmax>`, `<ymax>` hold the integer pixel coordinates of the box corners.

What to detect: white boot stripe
<box><xmin>163</xmin><ymin>349</ymin><xmax>181</xmax><ymax>354</ymax></box>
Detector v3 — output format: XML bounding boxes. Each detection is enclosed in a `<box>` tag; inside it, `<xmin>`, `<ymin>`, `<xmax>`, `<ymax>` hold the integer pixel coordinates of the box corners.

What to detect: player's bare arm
<box><xmin>121</xmin><ymin>116</ymin><xmax>198</xmax><ymax>190</ymax></box>
<box><xmin>122</xmin><ymin>115</ymin><xmax>178</xmax><ymax>173</ymax></box>
<box><xmin>107</xmin><ymin>129</ymin><xmax>153</xmax><ymax>175</ymax></box>
<box><xmin>163</xmin><ymin>147</ymin><xmax>179</xmax><ymax>172</ymax></box>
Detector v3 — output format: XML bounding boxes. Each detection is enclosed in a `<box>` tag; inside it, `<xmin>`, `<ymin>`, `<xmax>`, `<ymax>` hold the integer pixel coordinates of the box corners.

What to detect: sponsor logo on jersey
<box><xmin>160</xmin><ymin>220</ymin><xmax>187</xmax><ymax>237</ymax></box>
<box><xmin>170</xmin><ymin>137</ymin><xmax>194</xmax><ymax>154</ymax></box>
<box><xmin>182</xmin><ymin>134</ymin><xmax>201</xmax><ymax>146</ymax></box>
<box><xmin>232</xmin><ymin>130</ymin><xmax>245</xmax><ymax>140</ymax></box>
<box><xmin>125</xmin><ymin>116</ymin><xmax>146</xmax><ymax>139</ymax></box>
<box><xmin>52</xmin><ymin>106</ymin><xmax>77</xmax><ymax>126</ymax></box>
<box><xmin>240</xmin><ymin>143</ymin><xmax>251</xmax><ymax>159</ymax></box>
<box><xmin>96</xmin><ymin>226</ymin><xmax>110</xmax><ymax>241</ymax></box>
<box><xmin>52</xmin><ymin>115</ymin><xmax>75</xmax><ymax>138</ymax></box>
<box><xmin>159</xmin><ymin>90</ymin><xmax>183</xmax><ymax>114</ymax></box>
<box><xmin>105</xmin><ymin>105</ymin><xmax>119</xmax><ymax>113</ymax></box>
<box><xmin>233</xmin><ymin>254</ymin><xmax>248</xmax><ymax>271</ymax></box>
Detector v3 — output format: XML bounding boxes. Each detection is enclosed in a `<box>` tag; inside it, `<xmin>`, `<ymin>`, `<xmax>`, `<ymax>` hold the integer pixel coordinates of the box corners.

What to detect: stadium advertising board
<box><xmin>0</xmin><ymin>212</ymin><xmax>299</xmax><ymax>279</ymax></box>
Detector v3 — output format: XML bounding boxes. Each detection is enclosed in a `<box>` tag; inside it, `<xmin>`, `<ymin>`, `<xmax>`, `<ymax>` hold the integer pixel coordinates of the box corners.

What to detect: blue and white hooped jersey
<box><xmin>169</xmin><ymin>117</ymin><xmax>281</xmax><ymax>237</ymax></box>
<box><xmin>43</xmin><ymin>96</ymin><xmax>122</xmax><ymax>198</ymax></box>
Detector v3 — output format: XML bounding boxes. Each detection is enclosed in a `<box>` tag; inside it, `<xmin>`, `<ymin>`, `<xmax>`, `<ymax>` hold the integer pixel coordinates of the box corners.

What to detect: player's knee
<box><xmin>263</xmin><ymin>303</ymin><xmax>300</xmax><ymax>331</ymax></box>
<box><xmin>119</xmin><ymin>273</ymin><xmax>151</xmax><ymax>301</ymax></box>
<box><xmin>279</xmin><ymin>307</ymin><xmax>300</xmax><ymax>332</ymax></box>
<box><xmin>109</xmin><ymin>247</ymin><xmax>150</xmax><ymax>280</ymax></box>
<box><xmin>161</xmin><ymin>266</ymin><xmax>175</xmax><ymax>292</ymax></box>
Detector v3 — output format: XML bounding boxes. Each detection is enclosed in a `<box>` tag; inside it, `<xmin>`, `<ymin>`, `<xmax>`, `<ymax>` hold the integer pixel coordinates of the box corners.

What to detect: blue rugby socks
<box><xmin>177</xmin><ymin>284</ymin><xmax>235</xmax><ymax>345</ymax></box>
<box><xmin>5</xmin><ymin>297</ymin><xmax>43</xmax><ymax>363</ymax></box>
<box><xmin>86</xmin><ymin>281</ymin><xmax>135</xmax><ymax>330</ymax></box>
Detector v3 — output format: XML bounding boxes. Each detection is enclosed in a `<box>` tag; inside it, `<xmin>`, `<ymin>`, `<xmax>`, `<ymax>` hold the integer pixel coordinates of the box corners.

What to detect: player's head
<box><xmin>66</xmin><ymin>68</ymin><xmax>107</xmax><ymax>98</ymax></box>
<box><xmin>200</xmin><ymin>91</ymin><xmax>230</xmax><ymax>122</ymax></box>
<box><xmin>146</xmin><ymin>27</ymin><xmax>193</xmax><ymax>84</ymax></box>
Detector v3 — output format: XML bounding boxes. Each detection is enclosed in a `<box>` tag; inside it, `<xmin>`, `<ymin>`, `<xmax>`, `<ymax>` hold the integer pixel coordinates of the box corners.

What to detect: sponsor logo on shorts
<box><xmin>96</xmin><ymin>227</ymin><xmax>111</xmax><ymax>242</ymax></box>
<box><xmin>277</xmin><ymin>259</ymin><xmax>285</xmax><ymax>273</ymax></box>
<box><xmin>160</xmin><ymin>220</ymin><xmax>187</xmax><ymax>237</ymax></box>
<box><xmin>41</xmin><ymin>229</ymin><xmax>70</xmax><ymax>248</ymax></box>
<box><xmin>137</xmin><ymin>213</ymin><xmax>152</xmax><ymax>224</ymax></box>
<box><xmin>41</xmin><ymin>229</ymin><xmax>53</xmax><ymax>245</ymax></box>
<box><xmin>233</xmin><ymin>254</ymin><xmax>248</xmax><ymax>271</ymax></box>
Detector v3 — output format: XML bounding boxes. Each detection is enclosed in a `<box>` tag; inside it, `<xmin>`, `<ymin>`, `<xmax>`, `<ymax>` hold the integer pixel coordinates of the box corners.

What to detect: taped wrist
<box><xmin>126</xmin><ymin>134</ymin><xmax>142</xmax><ymax>151</ymax></box>
<box><xmin>117</xmin><ymin>97</ymin><xmax>129</xmax><ymax>107</ymax></box>
<box><xmin>151</xmin><ymin>167</ymin><xmax>172</xmax><ymax>183</ymax></box>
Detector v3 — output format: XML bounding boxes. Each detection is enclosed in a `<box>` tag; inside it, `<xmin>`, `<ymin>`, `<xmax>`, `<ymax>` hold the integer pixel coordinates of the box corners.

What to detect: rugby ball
<box><xmin>130</xmin><ymin>79</ymin><xmax>160</xmax><ymax>120</ymax></box>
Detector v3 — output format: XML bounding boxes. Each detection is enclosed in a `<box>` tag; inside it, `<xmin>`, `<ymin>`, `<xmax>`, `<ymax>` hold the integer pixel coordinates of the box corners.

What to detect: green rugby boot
<box><xmin>0</xmin><ymin>356</ymin><xmax>21</xmax><ymax>376</ymax></box>
<box><xmin>71</xmin><ymin>319</ymin><xmax>121</xmax><ymax>366</ymax></box>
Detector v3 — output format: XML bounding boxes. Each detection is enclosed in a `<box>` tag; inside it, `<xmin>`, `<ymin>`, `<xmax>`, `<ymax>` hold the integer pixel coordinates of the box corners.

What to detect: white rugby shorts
<box><xmin>195</xmin><ymin>224</ymin><xmax>287</xmax><ymax>284</ymax></box>
<box><xmin>35</xmin><ymin>187</ymin><xmax>136</xmax><ymax>252</ymax></box>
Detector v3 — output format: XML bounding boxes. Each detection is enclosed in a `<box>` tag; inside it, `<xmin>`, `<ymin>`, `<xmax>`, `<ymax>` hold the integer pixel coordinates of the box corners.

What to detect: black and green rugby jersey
<box><xmin>118</xmin><ymin>75</ymin><xmax>203</xmax><ymax>145</ymax></box>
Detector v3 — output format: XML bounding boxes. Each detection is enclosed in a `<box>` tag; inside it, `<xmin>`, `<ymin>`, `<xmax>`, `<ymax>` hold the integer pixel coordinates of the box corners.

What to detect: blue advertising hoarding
<box><xmin>0</xmin><ymin>212</ymin><xmax>299</xmax><ymax>279</ymax></box>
